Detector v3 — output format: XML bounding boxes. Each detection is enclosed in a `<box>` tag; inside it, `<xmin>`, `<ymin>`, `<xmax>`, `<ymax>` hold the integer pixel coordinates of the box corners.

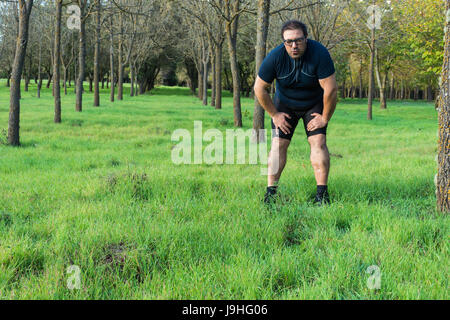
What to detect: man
<box><xmin>254</xmin><ymin>20</ymin><xmax>338</xmax><ymax>205</ymax></box>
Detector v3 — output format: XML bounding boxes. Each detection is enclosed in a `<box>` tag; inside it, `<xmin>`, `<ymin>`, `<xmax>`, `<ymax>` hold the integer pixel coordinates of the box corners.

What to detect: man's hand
<box><xmin>272</xmin><ymin>112</ymin><xmax>292</xmax><ymax>135</ymax></box>
<box><xmin>306</xmin><ymin>113</ymin><xmax>327</xmax><ymax>132</ymax></box>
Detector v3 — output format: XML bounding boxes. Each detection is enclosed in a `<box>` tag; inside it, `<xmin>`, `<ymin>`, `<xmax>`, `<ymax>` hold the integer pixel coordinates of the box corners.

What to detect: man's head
<box><xmin>281</xmin><ymin>20</ymin><xmax>308</xmax><ymax>59</ymax></box>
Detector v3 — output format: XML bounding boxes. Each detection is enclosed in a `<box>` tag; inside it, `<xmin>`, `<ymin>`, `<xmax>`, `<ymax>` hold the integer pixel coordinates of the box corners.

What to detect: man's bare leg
<box><xmin>264</xmin><ymin>137</ymin><xmax>290</xmax><ymax>203</ymax></box>
<box><xmin>307</xmin><ymin>134</ymin><xmax>330</xmax><ymax>204</ymax></box>
<box><xmin>268</xmin><ymin>137</ymin><xmax>291</xmax><ymax>186</ymax></box>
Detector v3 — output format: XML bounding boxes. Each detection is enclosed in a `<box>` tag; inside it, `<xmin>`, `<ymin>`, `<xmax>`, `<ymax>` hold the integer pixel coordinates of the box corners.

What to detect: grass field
<box><xmin>0</xmin><ymin>80</ymin><xmax>448</xmax><ymax>299</ymax></box>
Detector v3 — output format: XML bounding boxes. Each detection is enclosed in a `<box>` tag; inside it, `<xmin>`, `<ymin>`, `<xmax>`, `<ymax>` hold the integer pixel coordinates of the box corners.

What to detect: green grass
<box><xmin>0</xmin><ymin>80</ymin><xmax>448</xmax><ymax>299</ymax></box>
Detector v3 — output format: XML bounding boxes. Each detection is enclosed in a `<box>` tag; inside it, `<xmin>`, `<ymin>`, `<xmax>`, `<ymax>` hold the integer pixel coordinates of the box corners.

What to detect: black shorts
<box><xmin>271</xmin><ymin>98</ymin><xmax>327</xmax><ymax>140</ymax></box>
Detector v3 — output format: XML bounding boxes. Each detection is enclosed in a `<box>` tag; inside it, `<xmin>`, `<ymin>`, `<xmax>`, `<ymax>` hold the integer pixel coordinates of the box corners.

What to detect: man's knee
<box><xmin>308</xmin><ymin>134</ymin><xmax>327</xmax><ymax>151</ymax></box>
<box><xmin>271</xmin><ymin>137</ymin><xmax>290</xmax><ymax>154</ymax></box>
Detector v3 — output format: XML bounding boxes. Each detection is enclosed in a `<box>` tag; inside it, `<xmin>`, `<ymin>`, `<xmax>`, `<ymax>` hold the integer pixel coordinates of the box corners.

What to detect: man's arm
<box><xmin>306</xmin><ymin>73</ymin><xmax>338</xmax><ymax>132</ymax></box>
<box><xmin>254</xmin><ymin>75</ymin><xmax>292</xmax><ymax>134</ymax></box>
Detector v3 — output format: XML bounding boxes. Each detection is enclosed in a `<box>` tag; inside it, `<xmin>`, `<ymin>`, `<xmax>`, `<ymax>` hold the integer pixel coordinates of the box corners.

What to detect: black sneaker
<box><xmin>314</xmin><ymin>191</ymin><xmax>330</xmax><ymax>206</ymax></box>
<box><xmin>264</xmin><ymin>187</ymin><xmax>278</xmax><ymax>205</ymax></box>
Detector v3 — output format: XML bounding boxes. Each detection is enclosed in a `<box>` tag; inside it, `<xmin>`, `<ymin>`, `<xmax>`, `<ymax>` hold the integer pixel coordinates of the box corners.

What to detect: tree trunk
<box><xmin>8</xmin><ymin>0</ymin><xmax>33</xmax><ymax>146</ymax></box>
<box><xmin>359</xmin><ymin>57</ymin><xmax>363</xmax><ymax>99</ymax></box>
<box><xmin>380</xmin><ymin>73</ymin><xmax>387</xmax><ymax>109</ymax></box>
<box><xmin>37</xmin><ymin>36</ymin><xmax>42</xmax><ymax>98</ymax></box>
<box><xmin>389</xmin><ymin>71</ymin><xmax>394</xmax><ymax>100</ymax></box>
<box><xmin>348</xmin><ymin>64</ymin><xmax>354</xmax><ymax>98</ymax></box>
<box><xmin>109</xmin><ymin>14</ymin><xmax>115</xmax><ymax>103</ymax></box>
<box><xmin>223</xmin><ymin>67</ymin><xmax>230</xmax><ymax>92</ymax></box>
<box><xmin>24</xmin><ymin>73</ymin><xmax>29</xmax><ymax>92</ymax></box>
<box><xmin>215</xmin><ymin>42</ymin><xmax>223</xmax><ymax>109</ymax></box>
<box><xmin>374</xmin><ymin>49</ymin><xmax>386</xmax><ymax>109</ymax></box>
<box><xmin>210</xmin><ymin>47</ymin><xmax>216</xmax><ymax>107</ymax></box>
<box><xmin>63</xmin><ymin>67</ymin><xmax>67</xmax><ymax>95</ymax></box>
<box><xmin>93</xmin><ymin>0</ymin><xmax>101</xmax><ymax>107</ymax></box>
<box><xmin>47</xmin><ymin>72</ymin><xmax>52</xmax><ymax>88</ymax></box>
<box><xmin>226</xmin><ymin>1</ymin><xmax>242</xmax><ymax>127</ymax></box>
<box><xmin>134</xmin><ymin>68</ymin><xmax>138</xmax><ymax>96</ymax></box>
<box><xmin>437</xmin><ymin>1</ymin><xmax>450</xmax><ymax>212</ymax></box>
<box><xmin>130</xmin><ymin>63</ymin><xmax>134</xmax><ymax>97</ymax></box>
<box><xmin>117</xmin><ymin>12</ymin><xmax>124</xmax><ymax>100</ymax></box>
<box><xmin>76</xmin><ymin>1</ymin><xmax>86</xmax><ymax>112</ymax></box>
<box><xmin>367</xmin><ymin>7</ymin><xmax>375</xmax><ymax>120</ymax></box>
<box><xmin>198</xmin><ymin>66</ymin><xmax>203</xmax><ymax>101</ymax></box>
<box><xmin>54</xmin><ymin>0</ymin><xmax>62</xmax><ymax>123</ymax></box>
<box><xmin>252</xmin><ymin>0</ymin><xmax>270</xmax><ymax>143</ymax></box>
<box><xmin>202</xmin><ymin>60</ymin><xmax>209</xmax><ymax>106</ymax></box>
<box><xmin>88</xmin><ymin>75</ymin><xmax>93</xmax><ymax>92</ymax></box>
<box><xmin>24</xmin><ymin>51</ymin><xmax>31</xmax><ymax>92</ymax></box>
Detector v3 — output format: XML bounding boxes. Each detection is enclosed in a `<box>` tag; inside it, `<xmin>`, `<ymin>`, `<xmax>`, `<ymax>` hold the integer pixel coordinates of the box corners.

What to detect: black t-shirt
<box><xmin>258</xmin><ymin>39</ymin><xmax>335</xmax><ymax>110</ymax></box>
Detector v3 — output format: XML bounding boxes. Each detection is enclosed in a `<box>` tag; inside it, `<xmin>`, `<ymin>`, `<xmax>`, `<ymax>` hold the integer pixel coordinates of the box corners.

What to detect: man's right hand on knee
<box><xmin>272</xmin><ymin>112</ymin><xmax>292</xmax><ymax>135</ymax></box>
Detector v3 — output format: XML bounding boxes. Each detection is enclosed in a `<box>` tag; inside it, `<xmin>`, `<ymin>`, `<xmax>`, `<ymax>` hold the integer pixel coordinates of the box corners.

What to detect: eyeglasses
<box><xmin>283</xmin><ymin>37</ymin><xmax>306</xmax><ymax>46</ymax></box>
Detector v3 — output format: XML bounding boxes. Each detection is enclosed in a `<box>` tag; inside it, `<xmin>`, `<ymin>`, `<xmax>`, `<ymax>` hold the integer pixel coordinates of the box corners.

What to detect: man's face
<box><xmin>283</xmin><ymin>29</ymin><xmax>307</xmax><ymax>59</ymax></box>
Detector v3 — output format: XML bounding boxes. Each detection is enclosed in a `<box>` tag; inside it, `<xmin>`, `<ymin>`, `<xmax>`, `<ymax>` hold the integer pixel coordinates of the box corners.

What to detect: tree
<box><xmin>394</xmin><ymin>0</ymin><xmax>445</xmax><ymax>103</ymax></box>
<box><xmin>252</xmin><ymin>0</ymin><xmax>271</xmax><ymax>143</ymax></box>
<box><xmin>54</xmin><ymin>0</ymin><xmax>62</xmax><ymax>122</ymax></box>
<box><xmin>8</xmin><ymin>0</ymin><xmax>34</xmax><ymax>146</ymax></box>
<box><xmin>341</xmin><ymin>0</ymin><xmax>395</xmax><ymax>118</ymax></box>
<box><xmin>75</xmin><ymin>0</ymin><xmax>88</xmax><ymax>112</ymax></box>
<box><xmin>93</xmin><ymin>0</ymin><xmax>101</xmax><ymax>106</ymax></box>
<box><xmin>436</xmin><ymin>0</ymin><xmax>450</xmax><ymax>212</ymax></box>
<box><xmin>210</xmin><ymin>0</ymin><xmax>253</xmax><ymax>127</ymax></box>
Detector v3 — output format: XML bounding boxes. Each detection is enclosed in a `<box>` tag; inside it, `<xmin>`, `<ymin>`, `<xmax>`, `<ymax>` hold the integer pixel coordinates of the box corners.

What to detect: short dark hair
<box><xmin>281</xmin><ymin>20</ymin><xmax>308</xmax><ymax>39</ymax></box>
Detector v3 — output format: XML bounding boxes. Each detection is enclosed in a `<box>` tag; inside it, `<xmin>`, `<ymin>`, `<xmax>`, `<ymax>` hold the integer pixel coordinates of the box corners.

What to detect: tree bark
<box><xmin>436</xmin><ymin>0</ymin><xmax>450</xmax><ymax>212</ymax></box>
<box><xmin>252</xmin><ymin>0</ymin><xmax>270</xmax><ymax>143</ymax></box>
<box><xmin>54</xmin><ymin>0</ymin><xmax>62</xmax><ymax>123</ymax></box>
<box><xmin>76</xmin><ymin>1</ymin><xmax>86</xmax><ymax>112</ymax></box>
<box><xmin>130</xmin><ymin>63</ymin><xmax>134</xmax><ymax>97</ymax></box>
<box><xmin>215</xmin><ymin>42</ymin><xmax>223</xmax><ymax>109</ymax></box>
<box><xmin>117</xmin><ymin>11</ymin><xmax>124</xmax><ymax>100</ymax></box>
<box><xmin>93</xmin><ymin>0</ymin><xmax>101</xmax><ymax>107</ymax></box>
<box><xmin>8</xmin><ymin>0</ymin><xmax>33</xmax><ymax>146</ymax></box>
<box><xmin>374</xmin><ymin>49</ymin><xmax>386</xmax><ymax>109</ymax></box>
<box><xmin>367</xmin><ymin>4</ymin><xmax>375</xmax><ymax>120</ymax></box>
<box><xmin>37</xmin><ymin>35</ymin><xmax>42</xmax><ymax>98</ymax></box>
<box><xmin>198</xmin><ymin>65</ymin><xmax>203</xmax><ymax>101</ymax></box>
<box><xmin>210</xmin><ymin>44</ymin><xmax>216</xmax><ymax>107</ymax></box>
<box><xmin>109</xmin><ymin>14</ymin><xmax>115</xmax><ymax>102</ymax></box>
<box><xmin>202</xmin><ymin>60</ymin><xmax>209</xmax><ymax>106</ymax></box>
<box><xmin>47</xmin><ymin>72</ymin><xmax>52</xmax><ymax>88</ymax></box>
<box><xmin>225</xmin><ymin>1</ymin><xmax>242</xmax><ymax>127</ymax></box>
<box><xmin>359</xmin><ymin>57</ymin><xmax>363</xmax><ymax>99</ymax></box>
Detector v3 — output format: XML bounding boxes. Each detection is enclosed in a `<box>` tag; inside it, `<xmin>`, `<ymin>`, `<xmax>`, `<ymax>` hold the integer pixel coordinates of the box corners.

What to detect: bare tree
<box><xmin>8</xmin><ymin>0</ymin><xmax>34</xmax><ymax>146</ymax></box>
<box><xmin>252</xmin><ymin>0</ymin><xmax>271</xmax><ymax>142</ymax></box>
<box><xmin>75</xmin><ymin>0</ymin><xmax>88</xmax><ymax>112</ymax></box>
<box><xmin>54</xmin><ymin>0</ymin><xmax>62</xmax><ymax>122</ymax></box>
<box><xmin>93</xmin><ymin>0</ymin><xmax>101</xmax><ymax>106</ymax></box>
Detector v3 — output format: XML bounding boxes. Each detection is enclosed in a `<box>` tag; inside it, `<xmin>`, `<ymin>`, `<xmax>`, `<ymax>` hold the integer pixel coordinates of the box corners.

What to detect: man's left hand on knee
<box><xmin>307</xmin><ymin>113</ymin><xmax>328</xmax><ymax>131</ymax></box>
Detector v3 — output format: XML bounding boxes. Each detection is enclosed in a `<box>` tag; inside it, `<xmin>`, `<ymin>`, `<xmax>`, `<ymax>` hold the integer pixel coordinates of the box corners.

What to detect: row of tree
<box><xmin>0</xmin><ymin>0</ymin><xmax>448</xmax><ymax>210</ymax></box>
